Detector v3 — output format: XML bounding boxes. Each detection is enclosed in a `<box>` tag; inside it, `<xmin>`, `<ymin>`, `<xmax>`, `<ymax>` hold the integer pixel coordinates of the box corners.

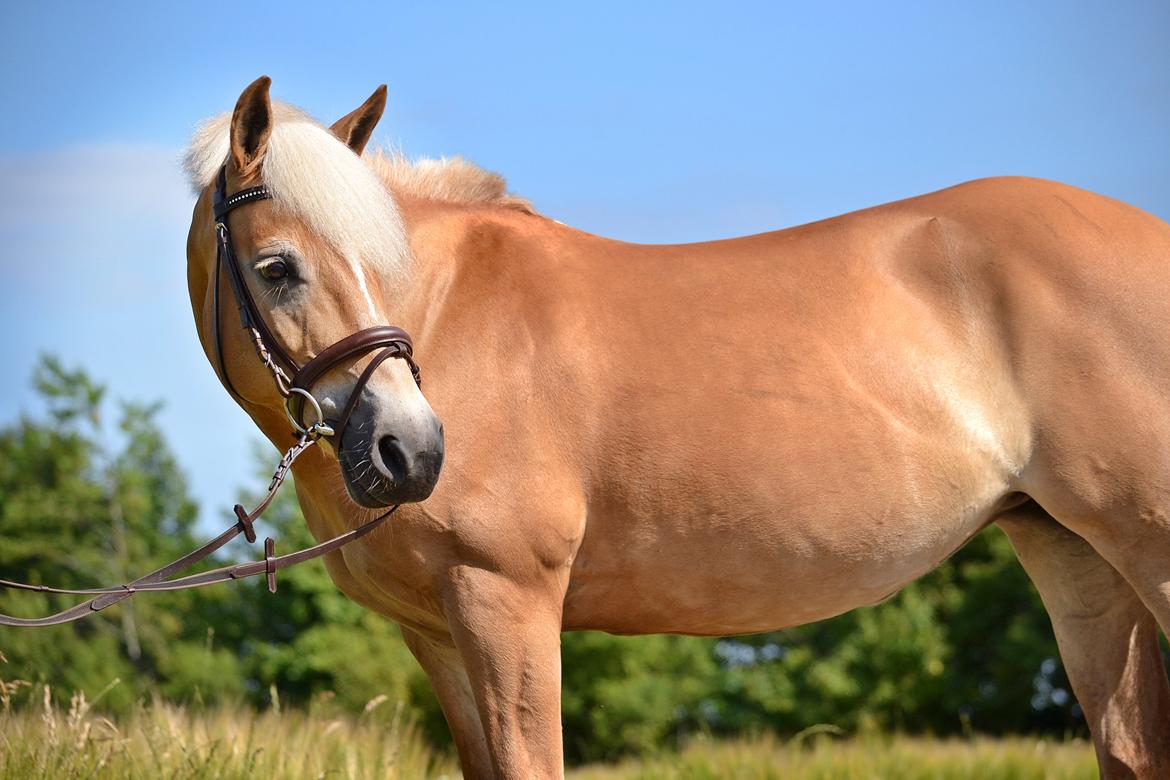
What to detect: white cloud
<box><xmin>0</xmin><ymin>144</ymin><xmax>191</xmax><ymax>229</ymax></box>
<box><xmin>0</xmin><ymin>144</ymin><xmax>195</xmax><ymax>298</ymax></box>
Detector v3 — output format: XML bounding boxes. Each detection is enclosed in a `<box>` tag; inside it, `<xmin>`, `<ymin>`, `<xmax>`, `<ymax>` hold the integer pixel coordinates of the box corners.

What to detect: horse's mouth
<box><xmin>337</xmin><ymin>417</ymin><xmax>444</xmax><ymax>508</ymax></box>
<box><xmin>338</xmin><ymin>436</ymin><xmax>401</xmax><ymax>508</ymax></box>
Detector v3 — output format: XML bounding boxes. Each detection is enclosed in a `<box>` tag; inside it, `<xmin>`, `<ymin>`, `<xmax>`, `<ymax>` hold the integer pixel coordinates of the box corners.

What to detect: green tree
<box><xmin>0</xmin><ymin>357</ymin><xmax>440</xmax><ymax>734</ymax></box>
<box><xmin>0</xmin><ymin>356</ymin><xmax>221</xmax><ymax>709</ymax></box>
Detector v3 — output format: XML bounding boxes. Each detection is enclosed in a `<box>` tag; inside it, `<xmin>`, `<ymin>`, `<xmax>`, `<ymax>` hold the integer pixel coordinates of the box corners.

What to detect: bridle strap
<box><xmin>0</xmin><ymin>519</ymin><xmax>251</xmax><ymax>627</ymax></box>
<box><xmin>0</xmin><ymin>505</ymin><xmax>397</xmax><ymax>626</ymax></box>
<box><xmin>336</xmin><ymin>346</ymin><xmax>401</xmax><ymax>437</ymax></box>
<box><xmin>0</xmin><ymin>507</ymin><xmax>397</xmax><ymax>601</ymax></box>
<box><xmin>212</xmin><ymin>168</ymin><xmax>298</xmax><ymax>393</ymax></box>
<box><xmin>213</xmin><ymin>178</ymin><xmax>272</xmax><ymax>221</ymax></box>
<box><xmin>292</xmin><ymin>326</ymin><xmax>417</xmax><ymax>390</ymax></box>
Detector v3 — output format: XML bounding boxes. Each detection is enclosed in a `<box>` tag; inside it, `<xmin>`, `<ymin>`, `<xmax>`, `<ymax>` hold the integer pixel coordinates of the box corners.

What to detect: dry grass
<box><xmin>0</xmin><ymin>682</ymin><xmax>1099</xmax><ymax>779</ymax></box>
<box><xmin>0</xmin><ymin>683</ymin><xmax>456</xmax><ymax>779</ymax></box>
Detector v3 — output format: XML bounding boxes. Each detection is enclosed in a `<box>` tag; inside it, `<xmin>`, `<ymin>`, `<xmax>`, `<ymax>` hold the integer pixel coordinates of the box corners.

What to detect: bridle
<box><xmin>0</xmin><ymin>166</ymin><xmax>422</xmax><ymax>627</ymax></box>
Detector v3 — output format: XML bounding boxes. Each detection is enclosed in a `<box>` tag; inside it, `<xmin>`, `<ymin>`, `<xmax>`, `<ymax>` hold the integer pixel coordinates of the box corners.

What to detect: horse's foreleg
<box><xmin>443</xmin><ymin>566</ymin><xmax>566</xmax><ymax>779</ymax></box>
<box><xmin>400</xmin><ymin>627</ymin><xmax>493</xmax><ymax>777</ymax></box>
<box><xmin>999</xmin><ymin>505</ymin><xmax>1170</xmax><ymax>779</ymax></box>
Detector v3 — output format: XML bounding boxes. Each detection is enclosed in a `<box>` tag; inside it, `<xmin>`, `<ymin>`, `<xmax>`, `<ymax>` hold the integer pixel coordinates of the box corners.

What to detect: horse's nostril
<box><xmin>377</xmin><ymin>435</ymin><xmax>409</xmax><ymax>485</ymax></box>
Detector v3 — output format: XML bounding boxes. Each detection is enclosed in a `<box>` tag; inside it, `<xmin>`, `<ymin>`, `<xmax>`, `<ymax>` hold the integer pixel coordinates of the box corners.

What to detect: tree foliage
<box><xmin>0</xmin><ymin>356</ymin><xmax>435</xmax><ymax>727</ymax></box>
<box><xmin>2</xmin><ymin>356</ymin><xmax>1135</xmax><ymax>765</ymax></box>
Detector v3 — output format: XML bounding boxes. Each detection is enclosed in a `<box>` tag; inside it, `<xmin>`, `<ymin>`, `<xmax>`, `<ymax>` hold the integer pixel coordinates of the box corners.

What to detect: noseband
<box><xmin>211</xmin><ymin>165</ymin><xmax>421</xmax><ymax>442</ymax></box>
<box><xmin>0</xmin><ymin>167</ymin><xmax>424</xmax><ymax>627</ymax></box>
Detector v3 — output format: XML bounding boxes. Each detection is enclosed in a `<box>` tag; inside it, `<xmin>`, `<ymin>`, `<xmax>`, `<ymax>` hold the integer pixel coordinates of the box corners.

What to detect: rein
<box><xmin>0</xmin><ymin>166</ymin><xmax>421</xmax><ymax>628</ymax></box>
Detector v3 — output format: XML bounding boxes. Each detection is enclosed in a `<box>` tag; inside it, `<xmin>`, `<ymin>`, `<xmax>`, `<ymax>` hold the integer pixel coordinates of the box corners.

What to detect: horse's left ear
<box><xmin>330</xmin><ymin>85</ymin><xmax>388</xmax><ymax>156</ymax></box>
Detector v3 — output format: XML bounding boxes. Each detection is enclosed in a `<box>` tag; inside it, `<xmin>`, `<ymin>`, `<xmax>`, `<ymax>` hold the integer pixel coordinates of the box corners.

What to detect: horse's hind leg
<box><xmin>998</xmin><ymin>503</ymin><xmax>1170</xmax><ymax>779</ymax></box>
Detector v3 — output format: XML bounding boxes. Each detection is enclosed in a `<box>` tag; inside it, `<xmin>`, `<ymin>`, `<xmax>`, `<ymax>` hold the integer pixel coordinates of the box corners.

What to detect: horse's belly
<box><xmin>563</xmin><ymin>511</ymin><xmax>990</xmax><ymax>635</ymax></box>
<box><xmin>562</xmin><ymin>452</ymin><xmax>1015</xmax><ymax>636</ymax></box>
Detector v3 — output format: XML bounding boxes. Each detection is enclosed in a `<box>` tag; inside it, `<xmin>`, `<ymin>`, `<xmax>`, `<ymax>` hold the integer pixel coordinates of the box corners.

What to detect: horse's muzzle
<box><xmin>338</xmin><ymin>401</ymin><xmax>444</xmax><ymax>508</ymax></box>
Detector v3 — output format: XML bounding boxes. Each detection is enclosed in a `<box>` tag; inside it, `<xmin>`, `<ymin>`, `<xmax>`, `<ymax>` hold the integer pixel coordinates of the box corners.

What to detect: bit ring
<box><xmin>285</xmin><ymin>387</ymin><xmax>333</xmax><ymax>437</ymax></box>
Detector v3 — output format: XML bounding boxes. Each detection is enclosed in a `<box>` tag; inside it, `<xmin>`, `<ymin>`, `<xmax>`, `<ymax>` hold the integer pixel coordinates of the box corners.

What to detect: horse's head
<box><xmin>185</xmin><ymin>77</ymin><xmax>443</xmax><ymax>508</ymax></box>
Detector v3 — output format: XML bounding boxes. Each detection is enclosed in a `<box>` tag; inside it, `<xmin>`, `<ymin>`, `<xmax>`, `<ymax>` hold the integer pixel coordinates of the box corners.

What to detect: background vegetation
<box><xmin>2</xmin><ymin>691</ymin><xmax>1097</xmax><ymax>780</ymax></box>
<box><xmin>0</xmin><ymin>356</ymin><xmax>1140</xmax><ymax>769</ymax></box>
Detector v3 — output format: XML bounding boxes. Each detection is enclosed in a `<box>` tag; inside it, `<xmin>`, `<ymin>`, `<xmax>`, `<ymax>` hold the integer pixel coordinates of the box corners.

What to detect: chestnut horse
<box><xmin>185</xmin><ymin>78</ymin><xmax>1170</xmax><ymax>778</ymax></box>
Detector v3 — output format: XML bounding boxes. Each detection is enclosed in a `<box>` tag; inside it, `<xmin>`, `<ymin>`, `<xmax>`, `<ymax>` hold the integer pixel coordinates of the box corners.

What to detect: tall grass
<box><xmin>0</xmin><ymin>680</ymin><xmax>1099</xmax><ymax>779</ymax></box>
<box><xmin>567</xmin><ymin>731</ymin><xmax>1098</xmax><ymax>780</ymax></box>
<box><xmin>0</xmin><ymin>682</ymin><xmax>456</xmax><ymax>779</ymax></box>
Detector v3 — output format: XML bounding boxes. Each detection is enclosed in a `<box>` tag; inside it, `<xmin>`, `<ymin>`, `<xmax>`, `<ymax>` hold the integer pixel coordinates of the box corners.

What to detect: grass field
<box><xmin>0</xmin><ymin>685</ymin><xmax>1097</xmax><ymax>779</ymax></box>
<box><xmin>568</xmin><ymin>732</ymin><xmax>1097</xmax><ymax>780</ymax></box>
<box><xmin>0</xmin><ymin>685</ymin><xmax>455</xmax><ymax>779</ymax></box>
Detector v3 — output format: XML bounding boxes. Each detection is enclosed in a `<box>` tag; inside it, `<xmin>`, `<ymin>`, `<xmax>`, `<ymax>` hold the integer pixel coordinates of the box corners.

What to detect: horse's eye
<box><xmin>258</xmin><ymin>260</ymin><xmax>289</xmax><ymax>282</ymax></box>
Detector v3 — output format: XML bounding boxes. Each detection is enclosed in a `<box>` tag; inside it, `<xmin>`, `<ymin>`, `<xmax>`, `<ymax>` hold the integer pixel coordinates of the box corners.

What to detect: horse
<box><xmin>184</xmin><ymin>77</ymin><xmax>1170</xmax><ymax>778</ymax></box>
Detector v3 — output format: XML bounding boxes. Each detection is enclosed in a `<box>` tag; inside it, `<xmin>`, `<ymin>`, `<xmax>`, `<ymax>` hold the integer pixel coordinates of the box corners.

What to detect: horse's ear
<box><xmin>330</xmin><ymin>85</ymin><xmax>388</xmax><ymax>156</ymax></box>
<box><xmin>230</xmin><ymin>76</ymin><xmax>273</xmax><ymax>175</ymax></box>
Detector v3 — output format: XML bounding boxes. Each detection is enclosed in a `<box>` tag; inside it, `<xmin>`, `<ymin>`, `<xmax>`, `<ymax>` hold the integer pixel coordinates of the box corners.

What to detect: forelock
<box><xmin>183</xmin><ymin>101</ymin><xmax>408</xmax><ymax>282</ymax></box>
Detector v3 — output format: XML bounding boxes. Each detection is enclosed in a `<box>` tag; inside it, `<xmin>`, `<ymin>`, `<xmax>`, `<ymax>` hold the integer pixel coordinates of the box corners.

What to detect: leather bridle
<box><xmin>0</xmin><ymin>166</ymin><xmax>423</xmax><ymax>627</ymax></box>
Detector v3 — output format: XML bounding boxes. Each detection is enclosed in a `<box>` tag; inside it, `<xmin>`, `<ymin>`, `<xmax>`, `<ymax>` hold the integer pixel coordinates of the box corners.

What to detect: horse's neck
<box><xmin>278</xmin><ymin>199</ymin><xmax>542</xmax><ymax>531</ymax></box>
<box><xmin>391</xmin><ymin>196</ymin><xmax>561</xmax><ymax>332</ymax></box>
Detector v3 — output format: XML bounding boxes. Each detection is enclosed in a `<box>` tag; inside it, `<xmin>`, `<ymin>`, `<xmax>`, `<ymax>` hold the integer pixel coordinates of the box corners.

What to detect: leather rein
<box><xmin>0</xmin><ymin>166</ymin><xmax>421</xmax><ymax>628</ymax></box>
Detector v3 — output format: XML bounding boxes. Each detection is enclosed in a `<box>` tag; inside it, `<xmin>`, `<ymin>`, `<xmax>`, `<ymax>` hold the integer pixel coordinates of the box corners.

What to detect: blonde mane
<box><xmin>183</xmin><ymin>103</ymin><xmax>533</xmax><ymax>286</ymax></box>
<box><xmin>369</xmin><ymin>150</ymin><xmax>534</xmax><ymax>214</ymax></box>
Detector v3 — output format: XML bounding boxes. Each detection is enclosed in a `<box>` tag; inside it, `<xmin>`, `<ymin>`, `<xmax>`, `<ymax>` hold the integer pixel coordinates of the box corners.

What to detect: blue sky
<box><xmin>2</xmin><ymin>1</ymin><xmax>1168</xmax><ymax>528</ymax></box>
